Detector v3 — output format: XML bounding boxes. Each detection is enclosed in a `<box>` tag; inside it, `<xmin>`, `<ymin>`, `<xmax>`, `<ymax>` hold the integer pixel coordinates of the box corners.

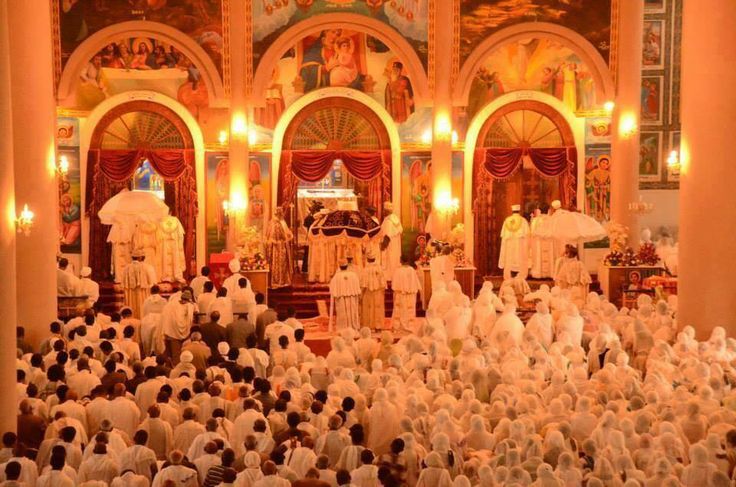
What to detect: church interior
<box><xmin>2</xmin><ymin>0</ymin><xmax>736</xmax><ymax>485</ymax></box>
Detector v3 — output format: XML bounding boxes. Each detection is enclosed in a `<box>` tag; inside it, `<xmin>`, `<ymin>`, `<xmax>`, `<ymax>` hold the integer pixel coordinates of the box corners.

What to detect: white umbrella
<box><xmin>535</xmin><ymin>209</ymin><xmax>606</xmax><ymax>243</ymax></box>
<box><xmin>98</xmin><ymin>188</ymin><xmax>169</xmax><ymax>225</ymax></box>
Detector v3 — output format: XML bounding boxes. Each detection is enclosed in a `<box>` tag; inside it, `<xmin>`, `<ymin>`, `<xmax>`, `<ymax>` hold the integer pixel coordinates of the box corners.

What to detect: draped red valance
<box><xmin>474</xmin><ymin>146</ymin><xmax>576</xmax><ymax>180</ymax></box>
<box><xmin>86</xmin><ymin>148</ymin><xmax>198</xmax><ymax>281</ymax></box>
<box><xmin>278</xmin><ymin>149</ymin><xmax>392</xmax><ymax>218</ymax></box>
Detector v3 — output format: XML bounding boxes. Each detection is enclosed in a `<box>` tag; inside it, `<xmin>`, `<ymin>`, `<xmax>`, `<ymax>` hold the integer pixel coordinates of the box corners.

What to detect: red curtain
<box><xmin>86</xmin><ymin>148</ymin><xmax>197</xmax><ymax>280</ymax></box>
<box><xmin>278</xmin><ymin>149</ymin><xmax>391</xmax><ymax>218</ymax></box>
<box><xmin>477</xmin><ymin>146</ymin><xmax>574</xmax><ymax>179</ymax></box>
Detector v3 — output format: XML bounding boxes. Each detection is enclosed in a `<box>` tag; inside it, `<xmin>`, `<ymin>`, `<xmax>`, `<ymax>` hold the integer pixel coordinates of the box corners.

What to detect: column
<box><xmin>7</xmin><ymin>0</ymin><xmax>59</xmax><ymax>346</ymax></box>
<box><xmin>0</xmin><ymin>1</ymin><xmax>19</xmax><ymax>433</ymax></box>
<box><xmin>609</xmin><ymin>0</ymin><xmax>644</xmax><ymax>239</ymax></box>
<box><xmin>430</xmin><ymin>0</ymin><xmax>455</xmax><ymax>238</ymax></box>
<box><xmin>227</xmin><ymin>0</ymin><xmax>250</xmax><ymax>249</ymax></box>
<box><xmin>678</xmin><ymin>0</ymin><xmax>736</xmax><ymax>338</ymax></box>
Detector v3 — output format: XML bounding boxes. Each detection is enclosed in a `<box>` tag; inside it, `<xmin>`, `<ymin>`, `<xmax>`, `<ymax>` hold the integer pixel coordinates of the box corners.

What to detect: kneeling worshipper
<box><xmin>122</xmin><ymin>250</ymin><xmax>158</xmax><ymax>318</ymax></box>
<box><xmin>429</xmin><ymin>245</ymin><xmax>455</xmax><ymax>290</ymax></box>
<box><xmin>329</xmin><ymin>260</ymin><xmax>361</xmax><ymax>331</ymax></box>
<box><xmin>391</xmin><ymin>255</ymin><xmax>422</xmax><ymax>332</ymax></box>
<box><xmin>359</xmin><ymin>252</ymin><xmax>386</xmax><ymax>331</ymax></box>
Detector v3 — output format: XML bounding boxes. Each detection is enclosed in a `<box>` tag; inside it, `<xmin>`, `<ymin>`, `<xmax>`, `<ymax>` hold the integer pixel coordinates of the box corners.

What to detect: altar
<box><xmin>296</xmin><ymin>188</ymin><xmax>358</xmax><ymax>242</ymax></box>
<box><xmin>209</xmin><ymin>252</ymin><xmax>270</xmax><ymax>300</ymax></box>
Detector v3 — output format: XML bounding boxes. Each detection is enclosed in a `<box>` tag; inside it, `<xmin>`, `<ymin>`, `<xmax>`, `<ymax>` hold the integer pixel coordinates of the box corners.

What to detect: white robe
<box><xmin>391</xmin><ymin>265</ymin><xmax>421</xmax><ymax>331</ymax></box>
<box><xmin>78</xmin><ymin>277</ymin><xmax>100</xmax><ymax>306</ymax></box>
<box><xmin>159</xmin><ymin>216</ymin><xmax>186</xmax><ymax>281</ymax></box>
<box><xmin>498</xmin><ymin>213</ymin><xmax>530</xmax><ymax>278</ymax></box>
<box><xmin>161</xmin><ymin>299</ymin><xmax>195</xmax><ymax>340</ymax></box>
<box><xmin>380</xmin><ymin>214</ymin><xmax>403</xmax><ymax>281</ymax></box>
<box><xmin>57</xmin><ymin>268</ymin><xmax>81</xmax><ymax>297</ymax></box>
<box><xmin>208</xmin><ymin>296</ymin><xmax>234</xmax><ymax>326</ymax></box>
<box><xmin>429</xmin><ymin>255</ymin><xmax>454</xmax><ymax>291</ymax></box>
<box><xmin>329</xmin><ymin>269</ymin><xmax>361</xmax><ymax>331</ymax></box>
<box><xmin>530</xmin><ymin>214</ymin><xmax>555</xmax><ymax>279</ymax></box>
<box><xmin>77</xmin><ymin>454</ymin><xmax>120</xmax><ymax>485</ymax></box>
<box><xmin>151</xmin><ymin>465</ymin><xmax>198</xmax><ymax>487</ymax></box>
<box><xmin>118</xmin><ymin>444</ymin><xmax>157</xmax><ymax>481</ymax></box>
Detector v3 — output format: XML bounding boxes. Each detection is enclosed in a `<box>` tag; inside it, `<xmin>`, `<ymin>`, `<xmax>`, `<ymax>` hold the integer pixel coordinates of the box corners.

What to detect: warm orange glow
<box><xmin>223</xmin><ymin>191</ymin><xmax>247</xmax><ymax>215</ymax></box>
<box><xmin>421</xmin><ymin>129</ymin><xmax>432</xmax><ymax>145</ymax></box>
<box><xmin>434</xmin><ymin>113</ymin><xmax>452</xmax><ymax>140</ymax></box>
<box><xmin>451</xmin><ymin>130</ymin><xmax>459</xmax><ymax>146</ymax></box>
<box><xmin>218</xmin><ymin>130</ymin><xmax>229</xmax><ymax>145</ymax></box>
<box><xmin>58</xmin><ymin>155</ymin><xmax>70</xmax><ymax>175</ymax></box>
<box><xmin>248</xmin><ymin>128</ymin><xmax>258</xmax><ymax>146</ymax></box>
<box><xmin>16</xmin><ymin>204</ymin><xmax>34</xmax><ymax>236</ymax></box>
<box><xmin>680</xmin><ymin>138</ymin><xmax>690</xmax><ymax>176</ymax></box>
<box><xmin>604</xmin><ymin>101</ymin><xmax>615</xmax><ymax>113</ymax></box>
<box><xmin>434</xmin><ymin>188</ymin><xmax>458</xmax><ymax>214</ymax></box>
<box><xmin>231</xmin><ymin>113</ymin><xmax>248</xmax><ymax>138</ymax></box>
<box><xmin>618</xmin><ymin>113</ymin><xmax>638</xmax><ymax>139</ymax></box>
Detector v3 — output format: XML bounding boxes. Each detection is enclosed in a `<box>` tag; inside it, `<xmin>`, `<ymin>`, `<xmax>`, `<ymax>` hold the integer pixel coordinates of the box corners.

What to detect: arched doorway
<box><xmin>472</xmin><ymin>100</ymin><xmax>577</xmax><ymax>276</ymax></box>
<box><xmin>86</xmin><ymin>101</ymin><xmax>197</xmax><ymax>281</ymax></box>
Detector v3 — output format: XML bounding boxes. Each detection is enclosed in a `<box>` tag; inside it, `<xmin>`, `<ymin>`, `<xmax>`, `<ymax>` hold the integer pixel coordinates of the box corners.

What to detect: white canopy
<box><xmin>535</xmin><ymin>209</ymin><xmax>606</xmax><ymax>243</ymax></box>
<box><xmin>98</xmin><ymin>189</ymin><xmax>170</xmax><ymax>225</ymax></box>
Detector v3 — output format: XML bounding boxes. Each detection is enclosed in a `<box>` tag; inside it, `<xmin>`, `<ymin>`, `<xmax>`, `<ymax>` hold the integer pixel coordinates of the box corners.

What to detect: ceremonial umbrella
<box><xmin>308</xmin><ymin>210</ymin><xmax>381</xmax><ymax>240</ymax></box>
<box><xmin>97</xmin><ymin>188</ymin><xmax>170</xmax><ymax>225</ymax></box>
<box><xmin>535</xmin><ymin>209</ymin><xmax>606</xmax><ymax>243</ymax></box>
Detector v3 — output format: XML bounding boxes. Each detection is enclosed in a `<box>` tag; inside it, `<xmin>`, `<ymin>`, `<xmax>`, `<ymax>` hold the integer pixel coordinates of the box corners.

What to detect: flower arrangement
<box><xmin>236</xmin><ymin>226</ymin><xmax>268</xmax><ymax>270</ymax></box>
<box><xmin>605</xmin><ymin>221</ymin><xmax>629</xmax><ymax>253</ymax></box>
<box><xmin>637</xmin><ymin>242</ymin><xmax>660</xmax><ymax>266</ymax></box>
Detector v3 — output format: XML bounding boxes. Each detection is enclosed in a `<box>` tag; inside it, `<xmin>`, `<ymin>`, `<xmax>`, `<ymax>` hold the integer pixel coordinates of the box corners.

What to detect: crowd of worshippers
<box><xmin>11</xmin><ymin>265</ymin><xmax>736</xmax><ymax>487</ymax></box>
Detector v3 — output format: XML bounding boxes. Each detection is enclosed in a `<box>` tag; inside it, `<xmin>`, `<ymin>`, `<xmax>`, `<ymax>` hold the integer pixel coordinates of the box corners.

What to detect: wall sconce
<box><xmin>231</xmin><ymin>113</ymin><xmax>248</xmax><ymax>140</ymax></box>
<box><xmin>619</xmin><ymin>113</ymin><xmax>638</xmax><ymax>139</ymax></box>
<box><xmin>218</xmin><ymin>130</ymin><xmax>229</xmax><ymax>145</ymax></box>
<box><xmin>628</xmin><ymin>197</ymin><xmax>654</xmax><ymax>214</ymax></box>
<box><xmin>667</xmin><ymin>150</ymin><xmax>680</xmax><ymax>176</ymax></box>
<box><xmin>435</xmin><ymin>192</ymin><xmax>459</xmax><ymax>216</ymax></box>
<box><xmin>16</xmin><ymin>204</ymin><xmax>34</xmax><ymax>236</ymax></box>
<box><xmin>248</xmin><ymin>128</ymin><xmax>258</xmax><ymax>146</ymax></box>
<box><xmin>57</xmin><ymin>155</ymin><xmax>69</xmax><ymax>176</ymax></box>
<box><xmin>604</xmin><ymin>101</ymin><xmax>615</xmax><ymax>113</ymax></box>
<box><xmin>434</xmin><ymin>113</ymin><xmax>452</xmax><ymax>141</ymax></box>
<box><xmin>223</xmin><ymin>193</ymin><xmax>247</xmax><ymax>216</ymax></box>
<box><xmin>451</xmin><ymin>130</ymin><xmax>459</xmax><ymax>146</ymax></box>
<box><xmin>421</xmin><ymin>129</ymin><xmax>432</xmax><ymax>145</ymax></box>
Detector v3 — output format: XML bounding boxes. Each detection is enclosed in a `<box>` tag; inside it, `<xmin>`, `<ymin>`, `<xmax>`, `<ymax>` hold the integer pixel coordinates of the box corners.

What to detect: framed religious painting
<box><xmin>644</xmin><ymin>0</ymin><xmax>666</xmax><ymax>13</ymax></box>
<box><xmin>642</xmin><ymin>20</ymin><xmax>665</xmax><ymax>70</ymax></box>
<box><xmin>640</xmin><ymin>76</ymin><xmax>664</xmax><ymax>125</ymax></box>
<box><xmin>639</xmin><ymin>132</ymin><xmax>662</xmax><ymax>181</ymax></box>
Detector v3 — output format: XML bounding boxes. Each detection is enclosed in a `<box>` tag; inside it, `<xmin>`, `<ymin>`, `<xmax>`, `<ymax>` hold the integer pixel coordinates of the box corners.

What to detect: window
<box><xmin>132</xmin><ymin>159</ymin><xmax>165</xmax><ymax>200</ymax></box>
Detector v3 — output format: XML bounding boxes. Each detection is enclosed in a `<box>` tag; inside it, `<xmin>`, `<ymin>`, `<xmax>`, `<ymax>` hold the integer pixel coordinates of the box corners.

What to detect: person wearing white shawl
<box><xmin>391</xmin><ymin>257</ymin><xmax>422</xmax><ymax>332</ymax></box>
<box><xmin>470</xmin><ymin>292</ymin><xmax>496</xmax><ymax>337</ymax></box>
<box><xmin>462</xmin><ymin>414</ymin><xmax>495</xmax><ymax>454</ymax></box>
<box><xmin>161</xmin><ymin>290</ymin><xmax>195</xmax><ymax>362</ymax></box>
<box><xmin>430</xmin><ymin>246</ymin><xmax>455</xmax><ymax>291</ymax></box>
<box><xmin>235</xmin><ymin>451</ymin><xmax>264</xmax><ymax>487</ymax></box>
<box><xmin>77</xmin><ymin>442</ymin><xmax>120</xmax><ymax>485</ymax></box>
<box><xmin>329</xmin><ymin>262</ymin><xmax>362</xmax><ymax>331</ymax></box>
<box><xmin>222</xmin><ymin>259</ymin><xmax>245</xmax><ymax>297</ymax></box>
<box><xmin>151</xmin><ymin>450</ymin><xmax>198</xmax><ymax>487</ymax></box>
<box><xmin>118</xmin><ymin>430</ymin><xmax>157</xmax><ymax>482</ymax></box>
<box><xmin>444</xmin><ymin>305</ymin><xmax>471</xmax><ymax>344</ymax></box>
<box><xmin>525</xmin><ymin>302</ymin><xmax>553</xmax><ymax>349</ymax></box>
<box><xmin>208</xmin><ymin>288</ymin><xmax>235</xmax><ymax>327</ymax></box>
<box><xmin>350</xmin><ymin>449</ymin><xmax>379</xmax><ymax>487</ymax></box>
<box><xmin>173</xmin><ymin>408</ymin><xmax>205</xmax><ymax>453</ymax></box>
<box><xmin>353</xmin><ymin>328</ymin><xmax>379</xmax><ymax>370</ymax></box>
<box><xmin>416</xmin><ymin>451</ymin><xmax>453</xmax><ymax>487</ymax></box>
<box><xmin>365</xmin><ymin>388</ymin><xmax>400</xmax><ymax>455</ymax></box>
<box><xmin>532</xmin><ymin>463</ymin><xmax>564</xmax><ymax>487</ymax></box>
<box><xmin>325</xmin><ymin>337</ymin><xmax>357</xmax><ymax>371</ymax></box>
<box><xmin>680</xmin><ymin>444</ymin><xmax>716</xmax><ymax>487</ymax></box>
<box><xmin>121</xmin><ymin>252</ymin><xmax>156</xmax><ymax>319</ymax></box>
<box><xmin>555</xmin><ymin>304</ymin><xmax>583</xmax><ymax>347</ymax></box>
<box><xmin>427</xmin><ymin>281</ymin><xmax>454</xmax><ymax>322</ymax></box>
<box><xmin>489</xmin><ymin>303</ymin><xmax>524</xmax><ymax>348</ymax></box>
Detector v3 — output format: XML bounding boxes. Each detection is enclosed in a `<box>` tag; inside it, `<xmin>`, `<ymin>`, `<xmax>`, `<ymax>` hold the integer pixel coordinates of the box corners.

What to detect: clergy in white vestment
<box><xmin>499</xmin><ymin>204</ymin><xmax>530</xmax><ymax>279</ymax></box>
<box><xmin>159</xmin><ymin>215</ymin><xmax>186</xmax><ymax>282</ymax></box>
<box><xmin>118</xmin><ymin>430</ymin><xmax>157</xmax><ymax>481</ymax></box>
<box><xmin>329</xmin><ymin>262</ymin><xmax>361</xmax><ymax>331</ymax></box>
<box><xmin>78</xmin><ymin>267</ymin><xmax>99</xmax><ymax>307</ymax></box>
<box><xmin>429</xmin><ymin>245</ymin><xmax>455</xmax><ymax>291</ymax></box>
<box><xmin>57</xmin><ymin>258</ymin><xmax>81</xmax><ymax>297</ymax></box>
<box><xmin>222</xmin><ymin>258</ymin><xmax>245</xmax><ymax>297</ymax></box>
<box><xmin>359</xmin><ymin>253</ymin><xmax>386</xmax><ymax>331</ymax></box>
<box><xmin>108</xmin><ymin>218</ymin><xmax>135</xmax><ymax>283</ymax></box>
<box><xmin>554</xmin><ymin>245</ymin><xmax>592</xmax><ymax>302</ymax></box>
<box><xmin>380</xmin><ymin>202</ymin><xmax>403</xmax><ymax>281</ymax></box>
<box><xmin>391</xmin><ymin>256</ymin><xmax>422</xmax><ymax>332</ymax></box>
<box><xmin>121</xmin><ymin>251</ymin><xmax>156</xmax><ymax>319</ymax></box>
<box><xmin>132</xmin><ymin>220</ymin><xmax>162</xmax><ymax>280</ymax></box>
<box><xmin>529</xmin><ymin>207</ymin><xmax>555</xmax><ymax>279</ymax></box>
<box><xmin>77</xmin><ymin>443</ymin><xmax>120</xmax><ymax>485</ymax></box>
<box><xmin>161</xmin><ymin>290</ymin><xmax>195</xmax><ymax>362</ymax></box>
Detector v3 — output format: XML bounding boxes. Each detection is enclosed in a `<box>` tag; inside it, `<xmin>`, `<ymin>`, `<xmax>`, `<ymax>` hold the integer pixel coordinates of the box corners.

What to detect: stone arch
<box><xmin>453</xmin><ymin>22</ymin><xmax>615</xmax><ymax>107</ymax></box>
<box><xmin>57</xmin><ymin>21</ymin><xmax>225</xmax><ymax>106</ymax></box>
<box><xmin>80</xmin><ymin>91</ymin><xmax>206</xmax><ymax>271</ymax></box>
<box><xmin>270</xmin><ymin>87</ymin><xmax>402</xmax><ymax>212</ymax></box>
<box><xmin>251</xmin><ymin>13</ymin><xmax>430</xmax><ymax>107</ymax></box>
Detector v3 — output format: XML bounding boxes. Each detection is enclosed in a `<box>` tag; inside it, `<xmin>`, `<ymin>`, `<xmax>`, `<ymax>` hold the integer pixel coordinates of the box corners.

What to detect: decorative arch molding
<box><xmin>251</xmin><ymin>13</ymin><xmax>430</xmax><ymax>107</ymax></box>
<box><xmin>57</xmin><ymin>21</ymin><xmax>226</xmax><ymax>106</ymax></box>
<box><xmin>462</xmin><ymin>90</ymin><xmax>587</xmax><ymax>260</ymax></box>
<box><xmin>80</xmin><ymin>91</ymin><xmax>206</xmax><ymax>271</ymax></box>
<box><xmin>270</xmin><ymin>87</ymin><xmax>402</xmax><ymax>213</ymax></box>
<box><xmin>453</xmin><ymin>22</ymin><xmax>615</xmax><ymax>108</ymax></box>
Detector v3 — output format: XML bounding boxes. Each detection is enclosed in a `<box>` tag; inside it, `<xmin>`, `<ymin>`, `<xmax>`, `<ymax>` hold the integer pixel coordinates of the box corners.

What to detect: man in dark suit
<box><xmin>200</xmin><ymin>311</ymin><xmax>227</xmax><ymax>361</ymax></box>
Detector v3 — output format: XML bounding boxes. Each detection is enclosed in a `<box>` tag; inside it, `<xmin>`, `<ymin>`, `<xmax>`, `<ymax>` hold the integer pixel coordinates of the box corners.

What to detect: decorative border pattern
<box><xmin>244</xmin><ymin>0</ymin><xmax>253</xmax><ymax>96</ymax></box>
<box><xmin>451</xmin><ymin>0</ymin><xmax>460</xmax><ymax>89</ymax></box>
<box><xmin>428</xmin><ymin>0</ymin><xmax>435</xmax><ymax>92</ymax></box>
<box><xmin>51</xmin><ymin>0</ymin><xmax>62</xmax><ymax>92</ymax></box>
<box><xmin>222</xmin><ymin>0</ymin><xmax>232</xmax><ymax>97</ymax></box>
<box><xmin>610</xmin><ymin>0</ymin><xmax>620</xmax><ymax>86</ymax></box>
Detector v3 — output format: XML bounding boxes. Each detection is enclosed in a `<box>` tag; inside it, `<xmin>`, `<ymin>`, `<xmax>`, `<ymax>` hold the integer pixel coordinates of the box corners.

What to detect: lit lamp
<box><xmin>628</xmin><ymin>196</ymin><xmax>654</xmax><ymax>214</ymax></box>
<box><xmin>434</xmin><ymin>113</ymin><xmax>452</xmax><ymax>141</ymax></box>
<box><xmin>619</xmin><ymin>113</ymin><xmax>638</xmax><ymax>139</ymax></box>
<box><xmin>223</xmin><ymin>193</ymin><xmax>247</xmax><ymax>217</ymax></box>
<box><xmin>218</xmin><ymin>130</ymin><xmax>229</xmax><ymax>146</ymax></box>
<box><xmin>231</xmin><ymin>113</ymin><xmax>248</xmax><ymax>140</ymax></box>
<box><xmin>667</xmin><ymin>149</ymin><xmax>680</xmax><ymax>176</ymax></box>
<box><xmin>16</xmin><ymin>204</ymin><xmax>34</xmax><ymax>236</ymax></box>
<box><xmin>604</xmin><ymin>101</ymin><xmax>615</xmax><ymax>113</ymax></box>
<box><xmin>57</xmin><ymin>155</ymin><xmax>69</xmax><ymax>176</ymax></box>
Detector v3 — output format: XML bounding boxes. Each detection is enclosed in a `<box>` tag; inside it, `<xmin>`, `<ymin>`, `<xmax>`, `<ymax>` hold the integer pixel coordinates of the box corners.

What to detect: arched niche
<box><xmin>453</xmin><ymin>22</ymin><xmax>615</xmax><ymax>109</ymax></box>
<box><xmin>57</xmin><ymin>21</ymin><xmax>226</xmax><ymax>107</ymax></box>
<box><xmin>251</xmin><ymin>13</ymin><xmax>430</xmax><ymax>107</ymax></box>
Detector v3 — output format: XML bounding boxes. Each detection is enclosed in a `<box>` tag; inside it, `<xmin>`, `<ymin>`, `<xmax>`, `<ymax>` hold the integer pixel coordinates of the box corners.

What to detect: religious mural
<box><xmin>73</xmin><ymin>36</ymin><xmax>209</xmax><ymax>118</ymax></box>
<box><xmin>252</xmin><ymin>0</ymin><xmax>429</xmax><ymax>71</ymax></box>
<box><xmin>248</xmin><ymin>153</ymin><xmax>272</xmax><ymax>234</ymax></box>
<box><xmin>584</xmin><ymin>147</ymin><xmax>611</xmax><ymax>224</ymax></box>
<box><xmin>205</xmin><ymin>152</ymin><xmax>229</xmax><ymax>258</ymax></box>
<box><xmin>465</xmin><ymin>38</ymin><xmax>600</xmax><ymax>123</ymax></box>
<box><xmin>400</xmin><ymin>152</ymin><xmax>432</xmax><ymax>260</ymax></box>
<box><xmin>57</xmin><ymin>117</ymin><xmax>82</xmax><ymax>254</ymax></box>
<box><xmin>639</xmin><ymin>0</ymin><xmax>681</xmax><ymax>188</ymax></box>
<box><xmin>253</xmin><ymin>32</ymin><xmax>418</xmax><ymax>131</ymax></box>
<box><xmin>460</xmin><ymin>0</ymin><xmax>612</xmax><ymax>64</ymax></box>
<box><xmin>57</xmin><ymin>0</ymin><xmax>224</xmax><ymax>74</ymax></box>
